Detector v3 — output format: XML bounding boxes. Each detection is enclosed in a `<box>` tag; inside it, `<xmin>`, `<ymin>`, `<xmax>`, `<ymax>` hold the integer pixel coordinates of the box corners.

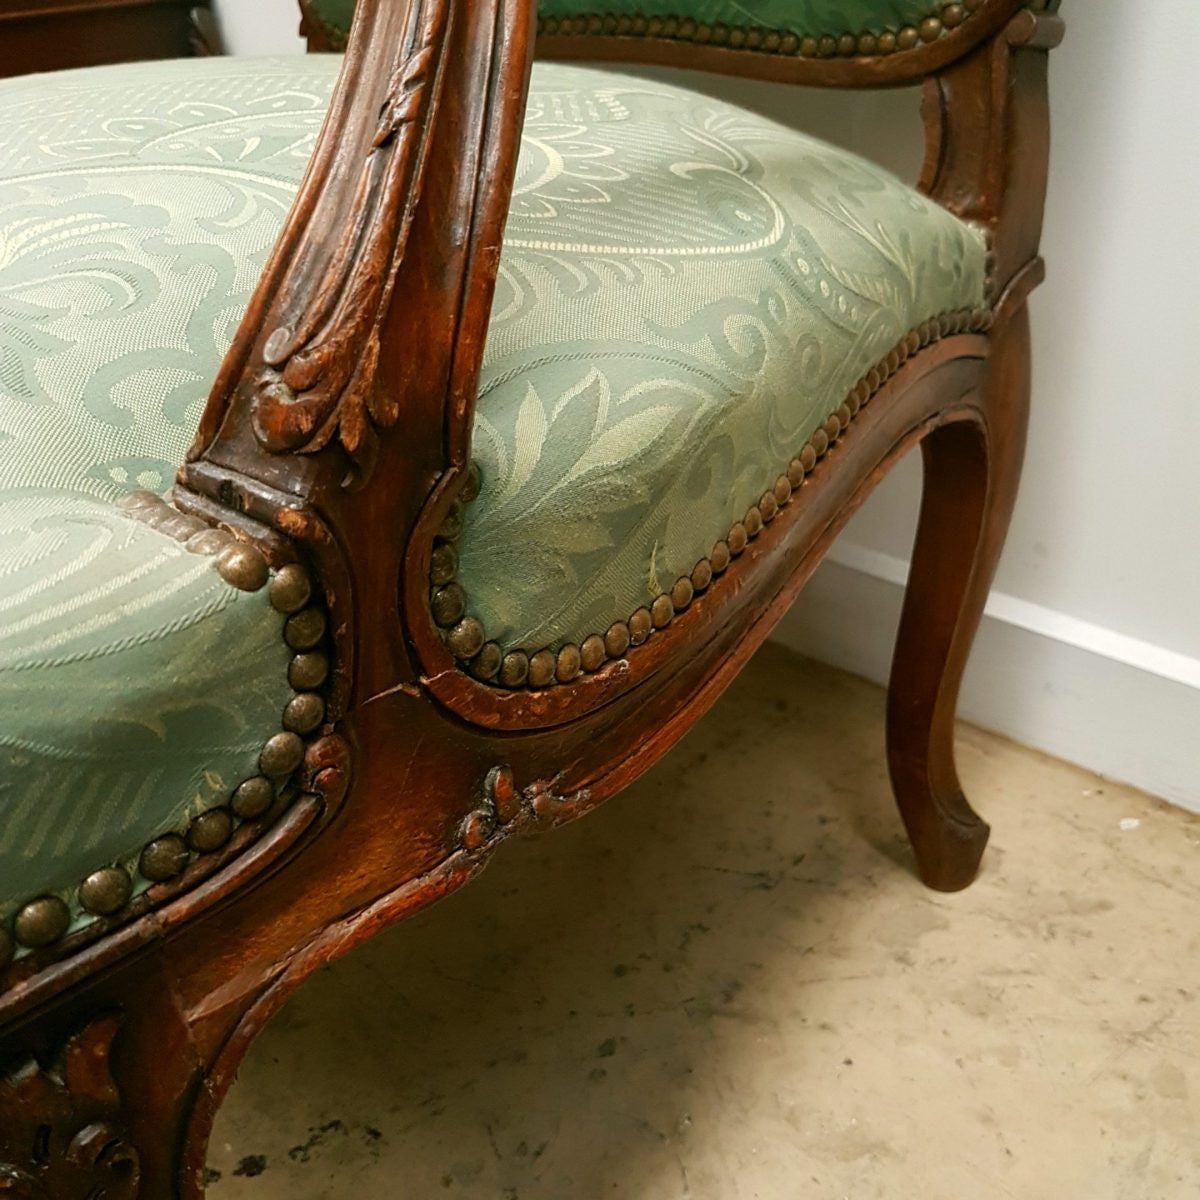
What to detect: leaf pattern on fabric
<box><xmin>459</xmin><ymin>66</ymin><xmax>987</xmax><ymax>649</ymax></box>
<box><xmin>0</xmin><ymin>55</ymin><xmax>985</xmax><ymax>909</ymax></box>
<box><xmin>0</xmin><ymin>60</ymin><xmax>314</xmax><ymax>911</ymax></box>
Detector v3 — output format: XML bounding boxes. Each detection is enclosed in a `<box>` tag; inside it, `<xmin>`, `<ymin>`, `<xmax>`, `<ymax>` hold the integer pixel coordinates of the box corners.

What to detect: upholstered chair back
<box><xmin>537</xmin><ymin>1</ymin><xmax>974</xmax><ymax>51</ymax></box>
<box><xmin>300</xmin><ymin>0</ymin><xmax>982</xmax><ymax>60</ymax></box>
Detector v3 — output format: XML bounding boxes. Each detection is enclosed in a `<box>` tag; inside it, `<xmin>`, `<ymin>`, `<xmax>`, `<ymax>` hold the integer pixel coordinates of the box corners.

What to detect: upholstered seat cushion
<box><xmin>461</xmin><ymin>63</ymin><xmax>986</xmax><ymax>661</ymax></box>
<box><xmin>0</xmin><ymin>60</ymin><xmax>316</xmax><ymax>927</ymax></box>
<box><xmin>0</xmin><ymin>55</ymin><xmax>985</xmax><ymax>922</ymax></box>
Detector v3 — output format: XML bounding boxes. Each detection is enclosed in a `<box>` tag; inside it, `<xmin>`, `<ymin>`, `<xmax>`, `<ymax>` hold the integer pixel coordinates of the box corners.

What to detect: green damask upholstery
<box><xmin>0</xmin><ymin>55</ymin><xmax>985</xmax><ymax>922</ymax></box>
<box><xmin>309</xmin><ymin>0</ymin><xmax>956</xmax><ymax>39</ymax></box>
<box><xmin>0</xmin><ymin>60</ymin><xmax>311</xmax><ymax>927</ymax></box>
<box><xmin>465</xmin><ymin>66</ymin><xmax>985</xmax><ymax>655</ymax></box>
<box><xmin>539</xmin><ymin>0</ymin><xmax>956</xmax><ymax>35</ymax></box>
<box><xmin>305</xmin><ymin>0</ymin><xmax>355</xmax><ymax>34</ymax></box>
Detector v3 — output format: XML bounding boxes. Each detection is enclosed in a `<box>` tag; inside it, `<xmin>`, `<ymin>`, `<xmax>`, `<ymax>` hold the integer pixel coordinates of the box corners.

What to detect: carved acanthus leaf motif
<box><xmin>0</xmin><ymin>1016</ymin><xmax>140</xmax><ymax>1199</ymax></box>
<box><xmin>462</xmin><ymin>767</ymin><xmax>594</xmax><ymax>850</ymax></box>
<box><xmin>252</xmin><ymin>1</ymin><xmax>448</xmax><ymax>464</ymax></box>
<box><xmin>376</xmin><ymin>45</ymin><xmax>438</xmax><ymax>149</ymax></box>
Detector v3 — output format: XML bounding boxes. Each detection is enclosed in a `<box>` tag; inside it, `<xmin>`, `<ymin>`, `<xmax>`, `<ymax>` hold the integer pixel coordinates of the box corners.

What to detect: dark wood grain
<box><xmin>0</xmin><ymin>1014</ymin><xmax>139</xmax><ymax>1197</ymax></box>
<box><xmin>0</xmin><ymin>0</ymin><xmax>209</xmax><ymax>77</ymax></box>
<box><xmin>0</xmin><ymin>0</ymin><xmax>1061</xmax><ymax>1190</ymax></box>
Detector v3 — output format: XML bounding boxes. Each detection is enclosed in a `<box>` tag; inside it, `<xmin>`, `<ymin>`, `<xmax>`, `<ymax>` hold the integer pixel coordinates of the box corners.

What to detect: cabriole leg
<box><xmin>886</xmin><ymin>311</ymin><xmax>1032</xmax><ymax>891</ymax></box>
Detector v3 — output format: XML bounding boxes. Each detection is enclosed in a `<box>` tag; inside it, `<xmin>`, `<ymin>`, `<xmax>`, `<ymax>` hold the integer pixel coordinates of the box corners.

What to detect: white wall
<box><xmin>213</xmin><ymin>0</ymin><xmax>303</xmax><ymax>54</ymax></box>
<box><xmin>216</xmin><ymin>1</ymin><xmax>1200</xmax><ymax>809</ymax></box>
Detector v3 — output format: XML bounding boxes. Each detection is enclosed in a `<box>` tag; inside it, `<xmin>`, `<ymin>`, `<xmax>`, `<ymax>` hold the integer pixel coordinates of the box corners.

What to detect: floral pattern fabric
<box><xmin>0</xmin><ymin>59</ymin><xmax>307</xmax><ymax>913</ymax></box>
<box><xmin>463</xmin><ymin>65</ymin><xmax>987</xmax><ymax>649</ymax></box>
<box><xmin>0</xmin><ymin>54</ymin><xmax>985</xmax><ymax>910</ymax></box>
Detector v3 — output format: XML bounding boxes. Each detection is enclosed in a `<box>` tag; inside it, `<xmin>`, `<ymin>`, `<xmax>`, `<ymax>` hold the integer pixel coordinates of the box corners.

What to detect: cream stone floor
<box><xmin>209</xmin><ymin>649</ymin><xmax>1200</xmax><ymax>1199</ymax></box>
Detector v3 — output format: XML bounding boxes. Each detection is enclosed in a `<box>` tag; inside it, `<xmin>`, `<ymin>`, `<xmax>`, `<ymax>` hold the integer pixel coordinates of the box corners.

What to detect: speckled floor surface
<box><xmin>208</xmin><ymin>649</ymin><xmax>1200</xmax><ymax>1199</ymax></box>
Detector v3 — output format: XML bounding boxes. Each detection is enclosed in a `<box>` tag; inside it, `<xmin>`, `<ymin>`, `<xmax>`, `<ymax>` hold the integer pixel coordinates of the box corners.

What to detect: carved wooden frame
<box><xmin>0</xmin><ymin>0</ymin><xmax>1063</xmax><ymax>1191</ymax></box>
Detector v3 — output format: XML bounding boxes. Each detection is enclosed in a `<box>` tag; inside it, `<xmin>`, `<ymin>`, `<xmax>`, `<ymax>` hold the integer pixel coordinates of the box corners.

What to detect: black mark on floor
<box><xmin>233</xmin><ymin>1155</ymin><xmax>267</xmax><ymax>1178</ymax></box>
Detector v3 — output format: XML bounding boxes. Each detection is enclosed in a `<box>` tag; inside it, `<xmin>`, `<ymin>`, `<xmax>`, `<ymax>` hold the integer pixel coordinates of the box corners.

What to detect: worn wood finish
<box><xmin>0</xmin><ymin>0</ymin><xmax>211</xmax><ymax>77</ymax></box>
<box><xmin>0</xmin><ymin>1015</ymin><xmax>140</xmax><ymax>1197</ymax></box>
<box><xmin>0</xmin><ymin>0</ymin><xmax>1060</xmax><ymax>1191</ymax></box>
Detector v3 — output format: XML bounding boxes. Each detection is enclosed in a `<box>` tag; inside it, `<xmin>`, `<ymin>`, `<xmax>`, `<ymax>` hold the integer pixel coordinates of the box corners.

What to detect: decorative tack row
<box><xmin>305</xmin><ymin>2</ymin><xmax>980</xmax><ymax>59</ymax></box>
<box><xmin>0</xmin><ymin>497</ymin><xmax>332</xmax><ymax>972</ymax></box>
<box><xmin>537</xmin><ymin>0</ymin><xmax>981</xmax><ymax>58</ymax></box>
<box><xmin>430</xmin><ymin>306</ymin><xmax>992</xmax><ymax>690</ymax></box>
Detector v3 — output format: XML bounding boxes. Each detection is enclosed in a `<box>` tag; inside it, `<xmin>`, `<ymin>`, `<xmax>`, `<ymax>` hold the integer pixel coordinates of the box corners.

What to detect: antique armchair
<box><xmin>0</xmin><ymin>0</ymin><xmax>1061</xmax><ymax>1191</ymax></box>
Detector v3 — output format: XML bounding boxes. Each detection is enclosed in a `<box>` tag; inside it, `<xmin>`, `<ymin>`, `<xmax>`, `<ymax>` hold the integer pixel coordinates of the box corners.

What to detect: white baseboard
<box><xmin>772</xmin><ymin>542</ymin><xmax>1200</xmax><ymax>813</ymax></box>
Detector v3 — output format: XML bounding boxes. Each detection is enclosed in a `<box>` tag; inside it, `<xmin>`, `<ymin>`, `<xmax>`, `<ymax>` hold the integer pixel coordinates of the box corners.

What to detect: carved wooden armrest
<box><xmin>178</xmin><ymin>1</ymin><xmax>1060</xmax><ymax>722</ymax></box>
<box><xmin>179</xmin><ymin>0</ymin><xmax>536</xmax><ymax>708</ymax></box>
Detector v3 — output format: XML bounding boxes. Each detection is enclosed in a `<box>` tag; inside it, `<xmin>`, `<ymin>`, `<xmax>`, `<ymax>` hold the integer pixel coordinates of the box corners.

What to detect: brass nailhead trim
<box><xmin>499</xmin><ymin>650</ymin><xmax>531</xmax><ymax>688</ymax></box>
<box><xmin>289</xmin><ymin>650</ymin><xmax>330</xmax><ymax>691</ymax></box>
<box><xmin>447</xmin><ymin>616</ymin><xmax>486</xmax><ymax>660</ymax></box>
<box><xmin>2</xmin><ymin>532</ymin><xmax>334</xmax><ymax>970</ymax></box>
<box><xmin>186</xmin><ymin>808</ymin><xmax>234</xmax><ymax>854</ymax></box>
<box><xmin>439</xmin><ymin>499</ymin><xmax>465</xmax><ymax>541</ymax></box>
<box><xmin>13</xmin><ymin>897</ymin><xmax>70</xmax><ymax>949</ymax></box>
<box><xmin>261</xmin><ymin>731</ymin><xmax>305</xmax><ymax>777</ymax></box>
<box><xmin>431</xmin><ymin>583</ymin><xmax>466</xmax><ymax>626</ymax></box>
<box><xmin>629</xmin><ymin>607</ymin><xmax>653</xmax><ymax>644</ymax></box>
<box><xmin>580</xmin><ymin>634</ymin><xmax>608</xmax><ymax>672</ymax></box>
<box><xmin>650</xmin><ymin>593</ymin><xmax>675</xmax><ymax>629</ymax></box>
<box><xmin>528</xmin><ymin>649</ymin><xmax>557</xmax><ymax>688</ymax></box>
<box><xmin>536</xmin><ymin>2</ymin><xmax>972</xmax><ymax>59</ymax></box>
<box><xmin>430</xmin><ymin>542</ymin><xmax>458</xmax><ymax>586</ymax></box>
<box><xmin>556</xmin><ymin>642</ymin><xmax>583</xmax><ymax>683</ymax></box>
<box><xmin>78</xmin><ymin>867</ymin><xmax>132</xmax><ymax>917</ymax></box>
<box><xmin>285</xmin><ymin>608</ymin><xmax>327</xmax><ymax>651</ymax></box>
<box><xmin>139</xmin><ymin>835</ymin><xmax>189</xmax><ymax>884</ymax></box>
<box><xmin>604</xmin><ymin>621</ymin><xmax>631</xmax><ymax>658</ymax></box>
<box><xmin>269</xmin><ymin>563</ymin><xmax>312</xmax><ymax>613</ymax></box>
<box><xmin>311</xmin><ymin>5</ymin><xmax>975</xmax><ymax>82</ymax></box>
<box><xmin>429</xmin><ymin>306</ymin><xmax>991</xmax><ymax>692</ymax></box>
<box><xmin>216</xmin><ymin>544</ymin><xmax>269</xmax><ymax>592</ymax></box>
<box><xmin>284</xmin><ymin>692</ymin><xmax>326</xmax><ymax>734</ymax></box>
<box><xmin>232</xmin><ymin>776</ymin><xmax>275</xmax><ymax>820</ymax></box>
<box><xmin>471</xmin><ymin>641</ymin><xmax>504</xmax><ymax>681</ymax></box>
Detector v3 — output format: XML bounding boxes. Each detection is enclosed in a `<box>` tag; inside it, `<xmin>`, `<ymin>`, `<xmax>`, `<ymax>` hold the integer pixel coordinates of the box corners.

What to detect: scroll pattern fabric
<box><xmin>0</xmin><ymin>55</ymin><xmax>984</xmax><ymax>906</ymax></box>
<box><xmin>0</xmin><ymin>59</ymin><xmax>305</xmax><ymax>910</ymax></box>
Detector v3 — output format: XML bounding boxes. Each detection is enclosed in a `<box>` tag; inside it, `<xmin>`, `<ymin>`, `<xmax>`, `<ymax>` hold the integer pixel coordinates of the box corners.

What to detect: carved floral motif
<box><xmin>460</xmin><ymin>766</ymin><xmax>594</xmax><ymax>850</ymax></box>
<box><xmin>252</xmin><ymin>2</ymin><xmax>448</xmax><ymax>462</ymax></box>
<box><xmin>0</xmin><ymin>1016</ymin><xmax>139</xmax><ymax>1199</ymax></box>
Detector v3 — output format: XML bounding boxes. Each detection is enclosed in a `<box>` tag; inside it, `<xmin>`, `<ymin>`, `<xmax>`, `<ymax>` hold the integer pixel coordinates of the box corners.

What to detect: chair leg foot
<box><xmin>890</xmin><ymin>775</ymin><xmax>992</xmax><ymax>894</ymax></box>
<box><xmin>886</xmin><ymin>312</ymin><xmax>1031</xmax><ymax>892</ymax></box>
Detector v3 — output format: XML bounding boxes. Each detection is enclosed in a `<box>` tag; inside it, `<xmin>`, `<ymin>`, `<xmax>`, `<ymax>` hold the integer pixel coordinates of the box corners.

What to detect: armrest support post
<box><xmin>919</xmin><ymin>2</ymin><xmax>1062</xmax><ymax>299</ymax></box>
<box><xmin>181</xmin><ymin>0</ymin><xmax>536</xmax><ymax>703</ymax></box>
